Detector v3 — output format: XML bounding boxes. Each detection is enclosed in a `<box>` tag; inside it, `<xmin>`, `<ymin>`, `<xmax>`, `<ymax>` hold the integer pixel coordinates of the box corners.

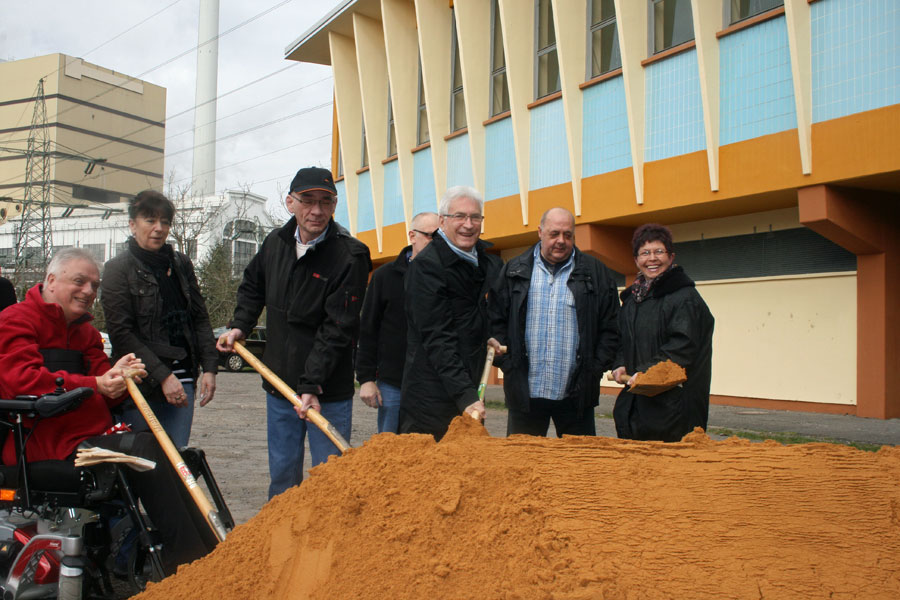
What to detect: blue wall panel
<box><xmin>582</xmin><ymin>75</ymin><xmax>632</xmax><ymax>177</ymax></box>
<box><xmin>412</xmin><ymin>148</ymin><xmax>437</xmax><ymax>215</ymax></box>
<box><xmin>720</xmin><ymin>16</ymin><xmax>797</xmax><ymax>145</ymax></box>
<box><xmin>382</xmin><ymin>160</ymin><xmax>405</xmax><ymax>226</ymax></box>
<box><xmin>529</xmin><ymin>99</ymin><xmax>570</xmax><ymax>190</ymax></box>
<box><xmin>812</xmin><ymin>0</ymin><xmax>900</xmax><ymax>123</ymax></box>
<box><xmin>334</xmin><ymin>179</ymin><xmax>350</xmax><ymax>230</ymax></box>
<box><xmin>645</xmin><ymin>48</ymin><xmax>706</xmax><ymax>162</ymax></box>
<box><xmin>356</xmin><ymin>170</ymin><xmax>375</xmax><ymax>233</ymax></box>
<box><xmin>484</xmin><ymin>118</ymin><xmax>518</xmax><ymax>201</ymax></box>
<box><xmin>446</xmin><ymin>134</ymin><xmax>474</xmax><ymax>188</ymax></box>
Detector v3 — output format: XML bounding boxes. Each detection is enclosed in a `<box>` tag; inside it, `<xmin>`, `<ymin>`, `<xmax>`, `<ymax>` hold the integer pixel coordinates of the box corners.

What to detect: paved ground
<box><xmin>192</xmin><ymin>372</ymin><xmax>900</xmax><ymax>526</ymax></box>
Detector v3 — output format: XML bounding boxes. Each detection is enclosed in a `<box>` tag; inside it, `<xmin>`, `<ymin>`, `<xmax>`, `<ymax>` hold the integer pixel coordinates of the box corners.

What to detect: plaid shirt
<box><xmin>525</xmin><ymin>245</ymin><xmax>579</xmax><ymax>400</ymax></box>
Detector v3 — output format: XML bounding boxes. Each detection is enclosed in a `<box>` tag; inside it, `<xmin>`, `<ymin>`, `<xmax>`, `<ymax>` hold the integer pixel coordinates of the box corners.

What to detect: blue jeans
<box><xmin>266</xmin><ymin>393</ymin><xmax>352</xmax><ymax>499</ymax></box>
<box><xmin>120</xmin><ymin>382</ymin><xmax>195</xmax><ymax>448</ymax></box>
<box><xmin>376</xmin><ymin>380</ymin><xmax>402</xmax><ymax>434</ymax></box>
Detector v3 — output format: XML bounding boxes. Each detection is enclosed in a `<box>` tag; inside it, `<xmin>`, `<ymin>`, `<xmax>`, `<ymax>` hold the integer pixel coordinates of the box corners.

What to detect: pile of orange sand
<box><xmin>135</xmin><ymin>418</ymin><xmax>900</xmax><ymax>599</ymax></box>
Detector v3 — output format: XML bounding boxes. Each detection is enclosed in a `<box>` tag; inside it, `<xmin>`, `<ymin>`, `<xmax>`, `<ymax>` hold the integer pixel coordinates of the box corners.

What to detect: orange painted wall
<box><xmin>352</xmin><ymin>104</ymin><xmax>900</xmax><ymax>263</ymax></box>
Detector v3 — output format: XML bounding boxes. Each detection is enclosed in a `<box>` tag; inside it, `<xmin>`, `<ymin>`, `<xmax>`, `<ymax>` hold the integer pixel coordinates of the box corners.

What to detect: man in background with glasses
<box><xmin>400</xmin><ymin>186</ymin><xmax>503</xmax><ymax>440</ymax></box>
<box><xmin>356</xmin><ymin>211</ymin><xmax>439</xmax><ymax>434</ymax></box>
<box><xmin>217</xmin><ymin>167</ymin><xmax>371</xmax><ymax>498</ymax></box>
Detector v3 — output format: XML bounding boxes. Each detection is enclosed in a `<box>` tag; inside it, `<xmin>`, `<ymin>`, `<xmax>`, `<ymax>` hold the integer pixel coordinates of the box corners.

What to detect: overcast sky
<box><xmin>1</xmin><ymin>0</ymin><xmax>337</xmax><ymax>220</ymax></box>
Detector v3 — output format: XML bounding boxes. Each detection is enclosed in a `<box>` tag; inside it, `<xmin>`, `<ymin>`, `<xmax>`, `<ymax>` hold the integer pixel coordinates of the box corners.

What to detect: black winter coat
<box><xmin>400</xmin><ymin>233</ymin><xmax>503</xmax><ymax>439</ymax></box>
<box><xmin>489</xmin><ymin>245</ymin><xmax>620</xmax><ymax>416</ymax></box>
<box><xmin>613</xmin><ymin>266</ymin><xmax>715</xmax><ymax>442</ymax></box>
<box><xmin>230</xmin><ymin>218</ymin><xmax>371</xmax><ymax>402</ymax></box>
<box><xmin>355</xmin><ymin>246</ymin><xmax>411</xmax><ymax>388</ymax></box>
<box><xmin>101</xmin><ymin>246</ymin><xmax>218</xmax><ymax>402</ymax></box>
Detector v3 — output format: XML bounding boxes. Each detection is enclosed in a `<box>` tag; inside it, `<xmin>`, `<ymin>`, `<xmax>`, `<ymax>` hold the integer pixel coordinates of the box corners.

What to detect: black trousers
<box><xmin>507</xmin><ymin>397</ymin><xmax>596</xmax><ymax>437</ymax></box>
<box><xmin>86</xmin><ymin>432</ymin><xmax>218</xmax><ymax>574</ymax></box>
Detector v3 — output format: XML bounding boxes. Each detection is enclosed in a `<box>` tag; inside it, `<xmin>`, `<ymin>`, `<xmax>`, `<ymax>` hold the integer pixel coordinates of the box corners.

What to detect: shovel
<box><xmin>231</xmin><ymin>341</ymin><xmax>350</xmax><ymax>453</ymax></box>
<box><xmin>124</xmin><ymin>373</ymin><xmax>228</xmax><ymax>542</ymax></box>
<box><xmin>607</xmin><ymin>360</ymin><xmax>686</xmax><ymax>397</ymax></box>
<box><xmin>470</xmin><ymin>343</ymin><xmax>507</xmax><ymax>420</ymax></box>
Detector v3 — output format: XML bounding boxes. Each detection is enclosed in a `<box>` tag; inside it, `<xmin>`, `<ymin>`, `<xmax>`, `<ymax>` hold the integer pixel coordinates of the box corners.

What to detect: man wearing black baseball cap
<box><xmin>217</xmin><ymin>166</ymin><xmax>371</xmax><ymax>498</ymax></box>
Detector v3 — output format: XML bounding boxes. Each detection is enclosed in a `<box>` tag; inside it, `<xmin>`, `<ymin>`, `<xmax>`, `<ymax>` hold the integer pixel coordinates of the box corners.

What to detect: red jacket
<box><xmin>0</xmin><ymin>284</ymin><xmax>121</xmax><ymax>463</ymax></box>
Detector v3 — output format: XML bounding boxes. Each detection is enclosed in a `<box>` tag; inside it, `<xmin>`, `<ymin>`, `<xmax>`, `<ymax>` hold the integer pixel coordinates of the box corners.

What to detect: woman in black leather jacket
<box><xmin>101</xmin><ymin>190</ymin><xmax>218</xmax><ymax>447</ymax></box>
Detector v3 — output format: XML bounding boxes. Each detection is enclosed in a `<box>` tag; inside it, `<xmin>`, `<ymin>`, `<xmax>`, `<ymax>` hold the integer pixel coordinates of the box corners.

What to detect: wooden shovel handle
<box><xmin>124</xmin><ymin>375</ymin><xmax>227</xmax><ymax>542</ymax></box>
<box><xmin>232</xmin><ymin>341</ymin><xmax>350</xmax><ymax>453</ymax></box>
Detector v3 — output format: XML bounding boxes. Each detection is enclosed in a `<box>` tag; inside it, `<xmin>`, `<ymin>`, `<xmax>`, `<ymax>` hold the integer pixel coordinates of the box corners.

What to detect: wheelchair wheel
<box><xmin>127</xmin><ymin>539</ymin><xmax>164</xmax><ymax>595</ymax></box>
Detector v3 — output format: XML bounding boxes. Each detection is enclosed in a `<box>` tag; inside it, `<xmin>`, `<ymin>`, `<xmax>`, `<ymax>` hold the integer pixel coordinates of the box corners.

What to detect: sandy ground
<box><xmin>190</xmin><ymin>372</ymin><xmax>621</xmax><ymax>525</ymax></box>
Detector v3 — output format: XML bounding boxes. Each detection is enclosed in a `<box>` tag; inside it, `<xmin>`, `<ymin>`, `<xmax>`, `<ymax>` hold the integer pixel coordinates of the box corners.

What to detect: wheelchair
<box><xmin>0</xmin><ymin>381</ymin><xmax>233</xmax><ymax>599</ymax></box>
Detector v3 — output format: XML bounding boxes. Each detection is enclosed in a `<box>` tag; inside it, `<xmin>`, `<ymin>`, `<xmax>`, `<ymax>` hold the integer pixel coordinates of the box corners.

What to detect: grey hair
<box><xmin>410</xmin><ymin>211</ymin><xmax>439</xmax><ymax>230</ymax></box>
<box><xmin>45</xmin><ymin>247</ymin><xmax>100</xmax><ymax>283</ymax></box>
<box><xmin>438</xmin><ymin>186</ymin><xmax>484</xmax><ymax>216</ymax></box>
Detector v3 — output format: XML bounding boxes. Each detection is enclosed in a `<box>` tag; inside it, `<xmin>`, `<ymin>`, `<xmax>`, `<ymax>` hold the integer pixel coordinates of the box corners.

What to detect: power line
<box><xmin>51</xmin><ymin>0</ymin><xmax>297</xmax><ymax>126</ymax></box>
<box><xmin>81</xmin><ymin>101</ymin><xmax>332</xmax><ymax>180</ymax></box>
<box><xmin>0</xmin><ymin>1</ymin><xmax>185</xmax><ymax>143</ymax></box>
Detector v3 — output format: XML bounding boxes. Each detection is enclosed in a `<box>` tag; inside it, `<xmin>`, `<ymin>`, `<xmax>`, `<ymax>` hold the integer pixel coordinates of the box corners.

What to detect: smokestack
<box><xmin>191</xmin><ymin>0</ymin><xmax>220</xmax><ymax>197</ymax></box>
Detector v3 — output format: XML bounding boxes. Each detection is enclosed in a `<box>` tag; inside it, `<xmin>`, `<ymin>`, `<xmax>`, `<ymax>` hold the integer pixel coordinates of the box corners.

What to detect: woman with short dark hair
<box><xmin>611</xmin><ymin>223</ymin><xmax>715</xmax><ymax>442</ymax></box>
<box><xmin>101</xmin><ymin>189</ymin><xmax>218</xmax><ymax>447</ymax></box>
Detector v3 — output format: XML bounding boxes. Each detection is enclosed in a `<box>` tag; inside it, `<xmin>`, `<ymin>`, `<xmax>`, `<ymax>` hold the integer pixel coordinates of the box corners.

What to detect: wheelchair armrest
<box><xmin>0</xmin><ymin>397</ymin><xmax>39</xmax><ymax>414</ymax></box>
<box><xmin>35</xmin><ymin>387</ymin><xmax>94</xmax><ymax>418</ymax></box>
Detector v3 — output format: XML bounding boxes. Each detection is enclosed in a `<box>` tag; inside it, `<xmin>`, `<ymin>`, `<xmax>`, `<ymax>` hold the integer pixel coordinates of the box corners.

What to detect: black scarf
<box><xmin>126</xmin><ymin>237</ymin><xmax>191</xmax><ymax>349</ymax></box>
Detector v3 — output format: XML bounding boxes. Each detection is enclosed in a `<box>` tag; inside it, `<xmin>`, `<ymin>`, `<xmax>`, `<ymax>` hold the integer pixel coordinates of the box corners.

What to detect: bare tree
<box><xmin>164</xmin><ymin>171</ymin><xmax>216</xmax><ymax>260</ymax></box>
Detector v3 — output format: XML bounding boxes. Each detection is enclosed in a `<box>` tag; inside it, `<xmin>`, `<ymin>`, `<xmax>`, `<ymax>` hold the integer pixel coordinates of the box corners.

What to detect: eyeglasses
<box><xmin>442</xmin><ymin>213</ymin><xmax>484</xmax><ymax>224</ymax></box>
<box><xmin>411</xmin><ymin>229</ymin><xmax>433</xmax><ymax>239</ymax></box>
<box><xmin>638</xmin><ymin>248</ymin><xmax>670</xmax><ymax>258</ymax></box>
<box><xmin>292</xmin><ymin>194</ymin><xmax>336</xmax><ymax>208</ymax></box>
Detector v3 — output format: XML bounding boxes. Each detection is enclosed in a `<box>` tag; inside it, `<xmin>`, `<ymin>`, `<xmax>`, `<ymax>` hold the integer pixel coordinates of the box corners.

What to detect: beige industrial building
<box><xmin>0</xmin><ymin>53</ymin><xmax>166</xmax><ymax>209</ymax></box>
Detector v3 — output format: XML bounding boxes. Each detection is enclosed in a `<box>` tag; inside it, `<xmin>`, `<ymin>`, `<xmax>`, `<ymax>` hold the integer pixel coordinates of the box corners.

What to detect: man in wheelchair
<box><xmin>0</xmin><ymin>248</ymin><xmax>220</xmax><ymax>582</ymax></box>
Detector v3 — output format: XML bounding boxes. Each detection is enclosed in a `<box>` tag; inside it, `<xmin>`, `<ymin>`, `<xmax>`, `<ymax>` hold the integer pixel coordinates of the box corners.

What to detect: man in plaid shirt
<box><xmin>489</xmin><ymin>208</ymin><xmax>620</xmax><ymax>436</ymax></box>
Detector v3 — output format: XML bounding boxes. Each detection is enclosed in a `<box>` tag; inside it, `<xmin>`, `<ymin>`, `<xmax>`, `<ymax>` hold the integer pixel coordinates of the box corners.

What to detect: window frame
<box><xmin>416</xmin><ymin>56</ymin><xmax>429</xmax><ymax>146</ymax></box>
<box><xmin>724</xmin><ymin>0</ymin><xmax>784</xmax><ymax>26</ymax></box>
<box><xmin>489</xmin><ymin>0</ymin><xmax>510</xmax><ymax>117</ymax></box>
<box><xmin>449</xmin><ymin>13</ymin><xmax>467</xmax><ymax>132</ymax></box>
<box><xmin>360</xmin><ymin>115</ymin><xmax>368</xmax><ymax>169</ymax></box>
<box><xmin>650</xmin><ymin>0</ymin><xmax>695</xmax><ymax>55</ymax></box>
<box><xmin>587</xmin><ymin>0</ymin><xmax>622</xmax><ymax>80</ymax></box>
<box><xmin>534</xmin><ymin>0</ymin><xmax>561</xmax><ymax>100</ymax></box>
<box><xmin>386</xmin><ymin>86</ymin><xmax>397</xmax><ymax>158</ymax></box>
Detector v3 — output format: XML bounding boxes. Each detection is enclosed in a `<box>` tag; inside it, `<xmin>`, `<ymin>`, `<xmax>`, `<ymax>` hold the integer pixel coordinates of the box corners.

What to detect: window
<box><xmin>232</xmin><ymin>240</ymin><xmax>255</xmax><ymax>275</ymax></box>
<box><xmin>360</xmin><ymin>116</ymin><xmax>368</xmax><ymax>169</ymax></box>
<box><xmin>336</xmin><ymin>144</ymin><xmax>343</xmax><ymax>178</ymax></box>
<box><xmin>589</xmin><ymin>0</ymin><xmax>621</xmax><ymax>78</ymax></box>
<box><xmin>416</xmin><ymin>57</ymin><xmax>429</xmax><ymax>145</ymax></box>
<box><xmin>535</xmin><ymin>0</ymin><xmax>561</xmax><ymax>99</ymax></box>
<box><xmin>728</xmin><ymin>0</ymin><xmax>783</xmax><ymax>25</ymax></box>
<box><xmin>450</xmin><ymin>15</ymin><xmax>466</xmax><ymax>132</ymax></box>
<box><xmin>652</xmin><ymin>0</ymin><xmax>694</xmax><ymax>54</ymax></box>
<box><xmin>490</xmin><ymin>0</ymin><xmax>510</xmax><ymax>115</ymax></box>
<box><xmin>72</xmin><ymin>185</ymin><xmax>120</xmax><ymax>204</ymax></box>
<box><xmin>387</xmin><ymin>88</ymin><xmax>397</xmax><ymax>157</ymax></box>
<box><xmin>83</xmin><ymin>243</ymin><xmax>105</xmax><ymax>264</ymax></box>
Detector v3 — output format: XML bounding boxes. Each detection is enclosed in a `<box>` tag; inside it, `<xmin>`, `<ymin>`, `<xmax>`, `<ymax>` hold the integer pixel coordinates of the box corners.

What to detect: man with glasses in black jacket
<box><xmin>400</xmin><ymin>186</ymin><xmax>502</xmax><ymax>441</ymax></box>
<box><xmin>217</xmin><ymin>167</ymin><xmax>371</xmax><ymax>498</ymax></box>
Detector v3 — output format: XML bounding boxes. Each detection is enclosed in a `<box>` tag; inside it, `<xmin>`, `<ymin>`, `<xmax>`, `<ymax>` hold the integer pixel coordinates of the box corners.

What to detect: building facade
<box><xmin>286</xmin><ymin>0</ymin><xmax>900</xmax><ymax>418</ymax></box>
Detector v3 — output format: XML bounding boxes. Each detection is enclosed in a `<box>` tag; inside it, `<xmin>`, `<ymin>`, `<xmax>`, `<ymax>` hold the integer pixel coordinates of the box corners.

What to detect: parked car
<box><xmin>213</xmin><ymin>326</ymin><xmax>266</xmax><ymax>372</ymax></box>
<box><xmin>100</xmin><ymin>332</ymin><xmax>112</xmax><ymax>358</ymax></box>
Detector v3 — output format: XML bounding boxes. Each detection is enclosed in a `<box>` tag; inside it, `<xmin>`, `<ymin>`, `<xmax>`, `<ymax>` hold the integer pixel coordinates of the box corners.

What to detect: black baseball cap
<box><xmin>289</xmin><ymin>167</ymin><xmax>337</xmax><ymax>195</ymax></box>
